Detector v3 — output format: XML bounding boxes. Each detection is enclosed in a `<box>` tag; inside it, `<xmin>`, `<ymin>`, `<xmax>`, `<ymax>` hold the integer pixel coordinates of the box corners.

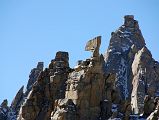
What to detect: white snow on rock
<box><xmin>123</xmin><ymin>30</ymin><xmax>132</xmax><ymax>34</ymax></box>
<box><xmin>155</xmin><ymin>90</ymin><xmax>159</xmax><ymax>97</ymax></box>
<box><xmin>116</xmin><ymin>58</ymin><xmax>129</xmax><ymax>99</ymax></box>
<box><xmin>2</xmin><ymin>108</ymin><xmax>7</xmax><ymax>113</ymax></box>
<box><xmin>7</xmin><ymin>111</ymin><xmax>16</xmax><ymax>120</ymax></box>
<box><xmin>108</xmin><ymin>48</ymin><xmax>115</xmax><ymax>53</ymax></box>
<box><xmin>121</xmin><ymin>45</ymin><xmax>130</xmax><ymax>52</ymax></box>
<box><xmin>113</xmin><ymin>52</ymin><xmax>121</xmax><ymax>55</ymax></box>
<box><xmin>118</xmin><ymin>30</ymin><xmax>124</xmax><ymax>34</ymax></box>
<box><xmin>111</xmin><ymin>104</ymin><xmax>118</xmax><ymax>112</ymax></box>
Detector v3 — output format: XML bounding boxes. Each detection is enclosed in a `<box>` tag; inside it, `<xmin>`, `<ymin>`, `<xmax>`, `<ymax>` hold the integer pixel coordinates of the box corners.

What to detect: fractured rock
<box><xmin>11</xmin><ymin>86</ymin><xmax>24</xmax><ymax>112</ymax></box>
<box><xmin>2</xmin><ymin>15</ymin><xmax>159</xmax><ymax>120</ymax></box>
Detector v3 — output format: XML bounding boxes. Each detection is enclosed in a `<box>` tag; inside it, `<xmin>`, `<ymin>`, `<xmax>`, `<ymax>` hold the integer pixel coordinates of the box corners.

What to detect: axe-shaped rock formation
<box><xmin>1</xmin><ymin>15</ymin><xmax>159</xmax><ymax>120</ymax></box>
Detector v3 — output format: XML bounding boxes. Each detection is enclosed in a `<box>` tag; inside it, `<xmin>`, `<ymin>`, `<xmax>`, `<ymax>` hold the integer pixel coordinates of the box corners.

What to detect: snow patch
<box><xmin>118</xmin><ymin>30</ymin><xmax>124</xmax><ymax>33</ymax></box>
<box><xmin>113</xmin><ymin>52</ymin><xmax>121</xmax><ymax>55</ymax></box>
<box><xmin>139</xmin><ymin>79</ymin><xmax>145</xmax><ymax>85</ymax></box>
<box><xmin>155</xmin><ymin>90</ymin><xmax>159</xmax><ymax>97</ymax></box>
<box><xmin>108</xmin><ymin>48</ymin><xmax>115</xmax><ymax>53</ymax></box>
<box><xmin>123</xmin><ymin>30</ymin><xmax>132</xmax><ymax>34</ymax></box>
<box><xmin>116</xmin><ymin>58</ymin><xmax>129</xmax><ymax>99</ymax></box>
<box><xmin>2</xmin><ymin>108</ymin><xmax>7</xmax><ymax>113</ymax></box>
<box><xmin>124</xmin><ymin>34</ymin><xmax>130</xmax><ymax>37</ymax></box>
<box><xmin>111</xmin><ymin>104</ymin><xmax>118</xmax><ymax>112</ymax></box>
<box><xmin>126</xmin><ymin>37</ymin><xmax>133</xmax><ymax>43</ymax></box>
<box><xmin>121</xmin><ymin>45</ymin><xmax>129</xmax><ymax>52</ymax></box>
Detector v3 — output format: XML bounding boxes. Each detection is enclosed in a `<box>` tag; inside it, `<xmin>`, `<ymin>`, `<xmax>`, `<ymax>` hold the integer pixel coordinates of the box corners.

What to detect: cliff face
<box><xmin>1</xmin><ymin>15</ymin><xmax>159</xmax><ymax>120</ymax></box>
<box><xmin>104</xmin><ymin>15</ymin><xmax>145</xmax><ymax>101</ymax></box>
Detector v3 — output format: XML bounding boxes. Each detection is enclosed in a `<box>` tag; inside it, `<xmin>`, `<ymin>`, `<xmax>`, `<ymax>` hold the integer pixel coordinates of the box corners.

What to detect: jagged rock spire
<box><xmin>11</xmin><ymin>86</ymin><xmax>24</xmax><ymax>111</ymax></box>
<box><xmin>1</xmin><ymin>15</ymin><xmax>159</xmax><ymax>120</ymax></box>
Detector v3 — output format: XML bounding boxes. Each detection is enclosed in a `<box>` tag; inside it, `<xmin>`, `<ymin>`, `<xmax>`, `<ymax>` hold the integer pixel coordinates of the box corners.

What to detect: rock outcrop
<box><xmin>131</xmin><ymin>47</ymin><xmax>159</xmax><ymax>115</ymax></box>
<box><xmin>104</xmin><ymin>15</ymin><xmax>159</xmax><ymax>119</ymax></box>
<box><xmin>11</xmin><ymin>86</ymin><xmax>24</xmax><ymax>114</ymax></box>
<box><xmin>51</xmin><ymin>36</ymin><xmax>105</xmax><ymax>120</ymax></box>
<box><xmin>0</xmin><ymin>99</ymin><xmax>9</xmax><ymax>120</ymax></box>
<box><xmin>25</xmin><ymin>62</ymin><xmax>44</xmax><ymax>96</ymax></box>
<box><xmin>0</xmin><ymin>62</ymin><xmax>44</xmax><ymax>120</ymax></box>
<box><xmin>1</xmin><ymin>15</ymin><xmax>159</xmax><ymax>120</ymax></box>
<box><xmin>18</xmin><ymin>51</ymin><xmax>70</xmax><ymax>120</ymax></box>
<box><xmin>0</xmin><ymin>99</ymin><xmax>16</xmax><ymax>120</ymax></box>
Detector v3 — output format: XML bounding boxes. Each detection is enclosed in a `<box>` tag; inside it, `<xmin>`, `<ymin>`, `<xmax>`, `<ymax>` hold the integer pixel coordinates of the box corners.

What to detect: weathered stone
<box><xmin>50</xmin><ymin>36</ymin><xmax>105</xmax><ymax>120</ymax></box>
<box><xmin>11</xmin><ymin>86</ymin><xmax>24</xmax><ymax>112</ymax></box>
<box><xmin>142</xmin><ymin>95</ymin><xmax>155</xmax><ymax>117</ymax></box>
<box><xmin>147</xmin><ymin>98</ymin><xmax>159</xmax><ymax>120</ymax></box>
<box><xmin>124</xmin><ymin>15</ymin><xmax>135</xmax><ymax>27</ymax></box>
<box><xmin>51</xmin><ymin>99</ymin><xmax>77</xmax><ymax>120</ymax></box>
<box><xmin>2</xmin><ymin>15</ymin><xmax>159</xmax><ymax>120</ymax></box>
<box><xmin>131</xmin><ymin>46</ymin><xmax>159</xmax><ymax>115</ymax></box>
<box><xmin>0</xmin><ymin>100</ymin><xmax>8</xmax><ymax>120</ymax></box>
<box><xmin>18</xmin><ymin>51</ymin><xmax>70</xmax><ymax>120</ymax></box>
<box><xmin>26</xmin><ymin>62</ymin><xmax>44</xmax><ymax>97</ymax></box>
<box><xmin>85</xmin><ymin>36</ymin><xmax>101</xmax><ymax>58</ymax></box>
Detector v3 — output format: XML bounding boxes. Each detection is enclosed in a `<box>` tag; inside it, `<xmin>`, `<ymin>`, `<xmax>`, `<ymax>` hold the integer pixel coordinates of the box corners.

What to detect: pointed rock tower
<box><xmin>1</xmin><ymin>15</ymin><xmax>159</xmax><ymax>120</ymax></box>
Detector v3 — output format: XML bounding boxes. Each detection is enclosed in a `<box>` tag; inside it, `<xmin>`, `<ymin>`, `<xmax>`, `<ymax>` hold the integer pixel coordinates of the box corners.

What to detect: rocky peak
<box><xmin>51</xmin><ymin>36</ymin><xmax>105</xmax><ymax>120</ymax></box>
<box><xmin>0</xmin><ymin>99</ymin><xmax>9</xmax><ymax>120</ymax></box>
<box><xmin>104</xmin><ymin>15</ymin><xmax>148</xmax><ymax>101</ymax></box>
<box><xmin>17</xmin><ymin>51</ymin><xmax>70</xmax><ymax>120</ymax></box>
<box><xmin>124</xmin><ymin>15</ymin><xmax>135</xmax><ymax>28</ymax></box>
<box><xmin>26</xmin><ymin>62</ymin><xmax>44</xmax><ymax>93</ymax></box>
<box><xmin>131</xmin><ymin>45</ymin><xmax>159</xmax><ymax>115</ymax></box>
<box><xmin>1</xmin><ymin>15</ymin><xmax>159</xmax><ymax>120</ymax></box>
<box><xmin>108</xmin><ymin>15</ymin><xmax>145</xmax><ymax>57</ymax></box>
<box><xmin>37</xmin><ymin>62</ymin><xmax>44</xmax><ymax>71</ymax></box>
<box><xmin>11</xmin><ymin>86</ymin><xmax>24</xmax><ymax>111</ymax></box>
<box><xmin>0</xmin><ymin>99</ymin><xmax>8</xmax><ymax>108</ymax></box>
<box><xmin>49</xmin><ymin>51</ymin><xmax>69</xmax><ymax>70</ymax></box>
<box><xmin>55</xmin><ymin>51</ymin><xmax>69</xmax><ymax>61</ymax></box>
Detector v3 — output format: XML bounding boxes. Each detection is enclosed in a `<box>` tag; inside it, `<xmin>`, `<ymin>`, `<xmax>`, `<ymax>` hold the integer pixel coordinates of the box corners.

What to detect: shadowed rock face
<box><xmin>0</xmin><ymin>99</ymin><xmax>9</xmax><ymax>120</ymax></box>
<box><xmin>104</xmin><ymin>15</ymin><xmax>145</xmax><ymax>100</ymax></box>
<box><xmin>11</xmin><ymin>86</ymin><xmax>24</xmax><ymax>112</ymax></box>
<box><xmin>17</xmin><ymin>51</ymin><xmax>70</xmax><ymax>120</ymax></box>
<box><xmin>26</xmin><ymin>62</ymin><xmax>44</xmax><ymax>96</ymax></box>
<box><xmin>1</xmin><ymin>15</ymin><xmax>159</xmax><ymax>120</ymax></box>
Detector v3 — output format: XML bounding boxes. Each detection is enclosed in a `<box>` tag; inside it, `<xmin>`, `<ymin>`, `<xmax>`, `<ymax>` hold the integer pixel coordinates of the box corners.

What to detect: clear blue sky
<box><xmin>0</xmin><ymin>0</ymin><xmax>159</xmax><ymax>104</ymax></box>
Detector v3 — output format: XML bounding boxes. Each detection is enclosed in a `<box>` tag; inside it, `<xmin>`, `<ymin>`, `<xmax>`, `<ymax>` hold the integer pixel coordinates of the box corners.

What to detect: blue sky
<box><xmin>0</xmin><ymin>0</ymin><xmax>159</xmax><ymax>104</ymax></box>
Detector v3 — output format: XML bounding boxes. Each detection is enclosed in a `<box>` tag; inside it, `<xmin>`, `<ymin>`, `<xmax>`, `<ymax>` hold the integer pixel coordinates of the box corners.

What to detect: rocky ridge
<box><xmin>0</xmin><ymin>15</ymin><xmax>159</xmax><ymax>120</ymax></box>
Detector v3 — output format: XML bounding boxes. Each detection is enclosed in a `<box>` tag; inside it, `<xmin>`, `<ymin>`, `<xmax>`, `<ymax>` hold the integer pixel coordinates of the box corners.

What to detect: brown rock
<box><xmin>85</xmin><ymin>36</ymin><xmax>101</xmax><ymax>58</ymax></box>
<box><xmin>2</xmin><ymin>15</ymin><xmax>157</xmax><ymax>120</ymax></box>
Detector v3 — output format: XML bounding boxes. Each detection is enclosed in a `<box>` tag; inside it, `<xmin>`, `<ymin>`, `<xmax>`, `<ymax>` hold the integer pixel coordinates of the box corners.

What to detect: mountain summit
<box><xmin>1</xmin><ymin>15</ymin><xmax>159</xmax><ymax>120</ymax></box>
